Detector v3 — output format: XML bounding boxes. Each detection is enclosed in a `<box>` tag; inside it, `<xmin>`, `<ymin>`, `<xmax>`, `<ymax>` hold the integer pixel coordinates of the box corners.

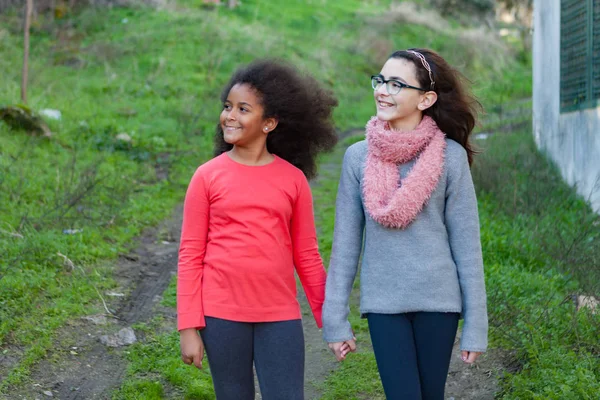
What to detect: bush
<box><xmin>426</xmin><ymin>0</ymin><xmax>495</xmax><ymax>21</ymax></box>
<box><xmin>473</xmin><ymin>126</ymin><xmax>600</xmax><ymax>398</ymax></box>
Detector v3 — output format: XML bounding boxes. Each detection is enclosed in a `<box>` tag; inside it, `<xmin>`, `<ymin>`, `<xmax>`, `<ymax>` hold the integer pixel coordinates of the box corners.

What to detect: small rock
<box><xmin>82</xmin><ymin>315</ymin><xmax>108</xmax><ymax>325</ymax></box>
<box><xmin>576</xmin><ymin>295</ymin><xmax>599</xmax><ymax>314</ymax></box>
<box><xmin>99</xmin><ymin>327</ymin><xmax>137</xmax><ymax>347</ymax></box>
<box><xmin>43</xmin><ymin>390</ymin><xmax>53</xmax><ymax>397</ymax></box>
<box><xmin>115</xmin><ymin>133</ymin><xmax>132</xmax><ymax>142</ymax></box>
<box><xmin>106</xmin><ymin>291</ymin><xmax>125</xmax><ymax>297</ymax></box>
<box><xmin>39</xmin><ymin>109</ymin><xmax>62</xmax><ymax>120</ymax></box>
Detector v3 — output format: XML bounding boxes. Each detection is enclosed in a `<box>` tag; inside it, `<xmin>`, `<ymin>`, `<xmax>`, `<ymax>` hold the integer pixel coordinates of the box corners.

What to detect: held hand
<box><xmin>461</xmin><ymin>350</ymin><xmax>481</xmax><ymax>364</ymax></box>
<box><xmin>328</xmin><ymin>338</ymin><xmax>357</xmax><ymax>361</ymax></box>
<box><xmin>180</xmin><ymin>328</ymin><xmax>205</xmax><ymax>369</ymax></box>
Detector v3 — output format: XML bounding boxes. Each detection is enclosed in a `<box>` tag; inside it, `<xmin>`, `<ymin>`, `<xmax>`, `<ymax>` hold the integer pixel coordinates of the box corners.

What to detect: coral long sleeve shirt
<box><xmin>177</xmin><ymin>153</ymin><xmax>326</xmax><ymax>331</ymax></box>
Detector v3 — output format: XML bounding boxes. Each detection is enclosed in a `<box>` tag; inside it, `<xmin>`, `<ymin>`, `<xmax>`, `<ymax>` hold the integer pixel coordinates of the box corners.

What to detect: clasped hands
<box><xmin>327</xmin><ymin>336</ymin><xmax>357</xmax><ymax>361</ymax></box>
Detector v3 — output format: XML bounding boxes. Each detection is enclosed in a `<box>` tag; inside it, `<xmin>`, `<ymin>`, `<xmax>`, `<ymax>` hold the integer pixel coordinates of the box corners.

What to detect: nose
<box><xmin>375</xmin><ymin>83</ymin><xmax>388</xmax><ymax>97</ymax></box>
<box><xmin>225</xmin><ymin>108</ymin><xmax>237</xmax><ymax>121</ymax></box>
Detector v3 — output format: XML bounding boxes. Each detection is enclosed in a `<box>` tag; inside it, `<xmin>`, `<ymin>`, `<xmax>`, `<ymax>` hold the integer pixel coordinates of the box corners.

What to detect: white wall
<box><xmin>556</xmin><ymin>109</ymin><xmax>600</xmax><ymax>210</ymax></box>
<box><xmin>533</xmin><ymin>0</ymin><xmax>600</xmax><ymax>212</ymax></box>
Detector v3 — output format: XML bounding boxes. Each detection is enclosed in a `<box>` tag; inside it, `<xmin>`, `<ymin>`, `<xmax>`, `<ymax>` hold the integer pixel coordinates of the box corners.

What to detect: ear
<box><xmin>262</xmin><ymin>117</ymin><xmax>279</xmax><ymax>134</ymax></box>
<box><xmin>418</xmin><ymin>91</ymin><xmax>438</xmax><ymax>111</ymax></box>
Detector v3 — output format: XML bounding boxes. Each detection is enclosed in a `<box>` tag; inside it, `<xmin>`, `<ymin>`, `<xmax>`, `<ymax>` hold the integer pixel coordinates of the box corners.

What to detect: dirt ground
<box><xmin>5</xmin><ymin>131</ymin><xmax>512</xmax><ymax>400</ymax></box>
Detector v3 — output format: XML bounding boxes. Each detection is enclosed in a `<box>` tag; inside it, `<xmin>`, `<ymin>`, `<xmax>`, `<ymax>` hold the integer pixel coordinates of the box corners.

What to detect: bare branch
<box><xmin>21</xmin><ymin>0</ymin><xmax>33</xmax><ymax>104</ymax></box>
<box><xmin>0</xmin><ymin>228</ymin><xmax>24</xmax><ymax>239</ymax></box>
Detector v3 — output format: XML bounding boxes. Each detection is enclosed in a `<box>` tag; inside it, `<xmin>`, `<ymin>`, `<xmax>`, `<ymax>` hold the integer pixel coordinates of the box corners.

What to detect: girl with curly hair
<box><xmin>177</xmin><ymin>59</ymin><xmax>338</xmax><ymax>400</ymax></box>
<box><xmin>323</xmin><ymin>49</ymin><xmax>488</xmax><ymax>399</ymax></box>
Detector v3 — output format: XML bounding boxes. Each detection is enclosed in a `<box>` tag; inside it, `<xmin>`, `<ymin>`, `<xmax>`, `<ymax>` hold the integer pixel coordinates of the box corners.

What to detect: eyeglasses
<box><xmin>371</xmin><ymin>74</ymin><xmax>427</xmax><ymax>95</ymax></box>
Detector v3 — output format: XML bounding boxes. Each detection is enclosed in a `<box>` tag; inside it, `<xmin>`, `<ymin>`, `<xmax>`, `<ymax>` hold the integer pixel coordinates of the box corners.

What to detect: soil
<box><xmin>4</xmin><ymin>129</ymin><xmax>514</xmax><ymax>400</ymax></box>
<box><xmin>6</xmin><ymin>208</ymin><xmax>182</xmax><ymax>400</ymax></box>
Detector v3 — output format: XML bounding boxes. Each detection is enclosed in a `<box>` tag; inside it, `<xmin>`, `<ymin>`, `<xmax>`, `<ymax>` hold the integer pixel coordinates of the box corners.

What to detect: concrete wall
<box><xmin>533</xmin><ymin>0</ymin><xmax>600</xmax><ymax>212</ymax></box>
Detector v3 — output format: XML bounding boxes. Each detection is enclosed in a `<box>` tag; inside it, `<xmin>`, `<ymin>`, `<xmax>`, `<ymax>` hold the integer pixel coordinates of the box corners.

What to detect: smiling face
<box><xmin>220</xmin><ymin>83</ymin><xmax>275</xmax><ymax>147</ymax></box>
<box><xmin>374</xmin><ymin>57</ymin><xmax>428</xmax><ymax>130</ymax></box>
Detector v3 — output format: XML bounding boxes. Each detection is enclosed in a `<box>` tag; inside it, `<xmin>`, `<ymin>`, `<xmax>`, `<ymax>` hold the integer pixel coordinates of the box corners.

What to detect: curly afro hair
<box><xmin>214</xmin><ymin>59</ymin><xmax>338</xmax><ymax>180</ymax></box>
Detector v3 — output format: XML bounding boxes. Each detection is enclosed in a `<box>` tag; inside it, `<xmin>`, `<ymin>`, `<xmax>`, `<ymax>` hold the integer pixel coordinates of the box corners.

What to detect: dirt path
<box><xmin>5</xmin><ymin>206</ymin><xmax>337</xmax><ymax>400</ymax></box>
<box><xmin>8</xmin><ymin>208</ymin><xmax>183</xmax><ymax>400</ymax></box>
<box><xmin>7</xmin><ymin>128</ymin><xmax>512</xmax><ymax>400</ymax></box>
<box><xmin>310</xmin><ymin>129</ymin><xmax>511</xmax><ymax>400</ymax></box>
<box><xmin>297</xmin><ymin>292</ymin><xmax>338</xmax><ymax>400</ymax></box>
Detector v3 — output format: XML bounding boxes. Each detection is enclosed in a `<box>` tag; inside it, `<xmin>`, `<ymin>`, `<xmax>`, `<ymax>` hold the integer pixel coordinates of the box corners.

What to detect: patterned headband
<box><xmin>406</xmin><ymin>50</ymin><xmax>435</xmax><ymax>90</ymax></box>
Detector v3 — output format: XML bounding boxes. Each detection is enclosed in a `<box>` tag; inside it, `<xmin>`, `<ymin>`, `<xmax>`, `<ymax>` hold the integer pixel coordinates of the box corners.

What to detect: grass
<box><xmin>316</xmin><ymin>128</ymin><xmax>600</xmax><ymax>399</ymax></box>
<box><xmin>115</xmin><ymin>319</ymin><xmax>215</xmax><ymax>400</ymax></box>
<box><xmin>1</xmin><ymin>0</ymin><xmax>583</xmax><ymax>398</ymax></box>
<box><xmin>319</xmin><ymin>353</ymin><xmax>384</xmax><ymax>400</ymax></box>
<box><xmin>472</xmin><ymin>127</ymin><xmax>600</xmax><ymax>399</ymax></box>
<box><xmin>313</xmin><ymin>136</ymin><xmax>381</xmax><ymax>399</ymax></box>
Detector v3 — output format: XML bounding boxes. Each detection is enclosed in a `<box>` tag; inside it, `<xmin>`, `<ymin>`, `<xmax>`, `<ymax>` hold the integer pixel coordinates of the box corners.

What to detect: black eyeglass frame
<box><xmin>371</xmin><ymin>74</ymin><xmax>428</xmax><ymax>94</ymax></box>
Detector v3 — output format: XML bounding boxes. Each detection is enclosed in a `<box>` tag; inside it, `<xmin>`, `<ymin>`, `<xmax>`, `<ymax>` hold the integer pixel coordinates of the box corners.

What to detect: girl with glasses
<box><xmin>323</xmin><ymin>48</ymin><xmax>488</xmax><ymax>400</ymax></box>
<box><xmin>177</xmin><ymin>59</ymin><xmax>337</xmax><ymax>400</ymax></box>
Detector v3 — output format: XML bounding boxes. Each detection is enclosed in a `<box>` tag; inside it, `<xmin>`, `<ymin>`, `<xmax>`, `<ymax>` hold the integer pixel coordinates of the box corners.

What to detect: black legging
<box><xmin>200</xmin><ymin>316</ymin><xmax>305</xmax><ymax>400</ymax></box>
<box><xmin>367</xmin><ymin>312</ymin><xmax>459</xmax><ymax>400</ymax></box>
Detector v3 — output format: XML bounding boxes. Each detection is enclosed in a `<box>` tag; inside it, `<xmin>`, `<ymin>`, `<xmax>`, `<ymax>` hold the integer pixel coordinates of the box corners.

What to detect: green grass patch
<box><xmin>319</xmin><ymin>128</ymin><xmax>600</xmax><ymax>399</ymax></box>
<box><xmin>473</xmin><ymin>128</ymin><xmax>600</xmax><ymax>399</ymax></box>
<box><xmin>314</xmin><ymin>136</ymin><xmax>382</xmax><ymax>399</ymax></box>
<box><xmin>1</xmin><ymin>0</ymin><xmax>545</xmax><ymax>396</ymax></box>
<box><xmin>319</xmin><ymin>353</ymin><xmax>384</xmax><ymax>400</ymax></box>
<box><xmin>113</xmin><ymin>320</ymin><xmax>215</xmax><ymax>400</ymax></box>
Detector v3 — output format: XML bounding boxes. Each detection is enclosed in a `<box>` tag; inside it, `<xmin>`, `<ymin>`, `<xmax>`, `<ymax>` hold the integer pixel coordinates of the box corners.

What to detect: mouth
<box><xmin>223</xmin><ymin>125</ymin><xmax>241</xmax><ymax>131</ymax></box>
<box><xmin>376</xmin><ymin>99</ymin><xmax>395</xmax><ymax>109</ymax></box>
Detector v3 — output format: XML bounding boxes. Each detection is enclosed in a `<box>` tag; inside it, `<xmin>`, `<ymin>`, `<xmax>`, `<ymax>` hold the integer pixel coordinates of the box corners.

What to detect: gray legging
<box><xmin>201</xmin><ymin>316</ymin><xmax>305</xmax><ymax>400</ymax></box>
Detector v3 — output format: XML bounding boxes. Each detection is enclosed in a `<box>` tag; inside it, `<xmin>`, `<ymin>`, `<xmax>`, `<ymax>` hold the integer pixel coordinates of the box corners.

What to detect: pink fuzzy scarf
<box><xmin>363</xmin><ymin>116</ymin><xmax>447</xmax><ymax>229</ymax></box>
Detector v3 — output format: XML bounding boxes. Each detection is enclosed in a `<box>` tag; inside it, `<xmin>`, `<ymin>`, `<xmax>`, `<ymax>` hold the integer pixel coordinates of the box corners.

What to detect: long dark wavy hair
<box><xmin>389</xmin><ymin>49</ymin><xmax>482</xmax><ymax>165</ymax></box>
<box><xmin>214</xmin><ymin>59</ymin><xmax>338</xmax><ymax>179</ymax></box>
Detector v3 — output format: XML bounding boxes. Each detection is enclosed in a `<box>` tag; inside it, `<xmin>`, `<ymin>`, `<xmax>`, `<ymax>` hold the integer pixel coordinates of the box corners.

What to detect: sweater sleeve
<box><xmin>322</xmin><ymin>145</ymin><xmax>365</xmax><ymax>343</ymax></box>
<box><xmin>177</xmin><ymin>168</ymin><xmax>209</xmax><ymax>331</ymax></box>
<box><xmin>291</xmin><ymin>176</ymin><xmax>327</xmax><ymax>329</ymax></box>
<box><xmin>445</xmin><ymin>144</ymin><xmax>488</xmax><ymax>352</ymax></box>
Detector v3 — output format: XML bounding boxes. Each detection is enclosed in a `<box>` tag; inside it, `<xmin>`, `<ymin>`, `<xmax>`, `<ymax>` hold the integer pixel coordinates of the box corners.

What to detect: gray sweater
<box><xmin>322</xmin><ymin>139</ymin><xmax>488</xmax><ymax>352</ymax></box>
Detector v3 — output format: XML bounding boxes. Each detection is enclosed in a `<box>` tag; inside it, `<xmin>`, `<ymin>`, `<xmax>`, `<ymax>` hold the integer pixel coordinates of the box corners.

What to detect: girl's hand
<box><xmin>328</xmin><ymin>338</ymin><xmax>357</xmax><ymax>361</ymax></box>
<box><xmin>461</xmin><ymin>350</ymin><xmax>481</xmax><ymax>364</ymax></box>
<box><xmin>180</xmin><ymin>328</ymin><xmax>205</xmax><ymax>369</ymax></box>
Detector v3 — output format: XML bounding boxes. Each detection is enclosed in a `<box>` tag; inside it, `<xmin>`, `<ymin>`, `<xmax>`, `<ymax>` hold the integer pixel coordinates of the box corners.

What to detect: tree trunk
<box><xmin>21</xmin><ymin>0</ymin><xmax>33</xmax><ymax>104</ymax></box>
